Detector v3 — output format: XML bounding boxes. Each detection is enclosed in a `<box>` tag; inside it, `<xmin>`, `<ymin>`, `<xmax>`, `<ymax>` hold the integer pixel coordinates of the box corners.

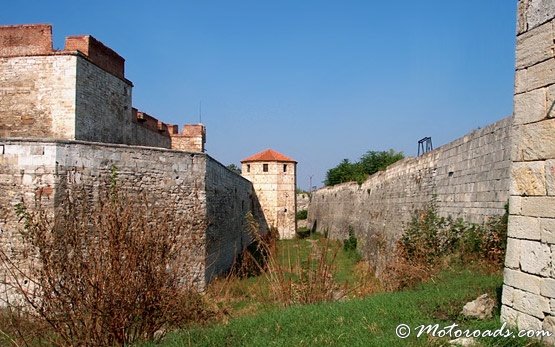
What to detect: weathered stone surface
<box><xmin>521</xmin><ymin>196</ymin><xmax>555</xmax><ymax>218</ymax></box>
<box><xmin>504</xmin><ymin>268</ymin><xmax>542</xmax><ymax>294</ymax></box>
<box><xmin>511</xmin><ymin>161</ymin><xmax>546</xmax><ymax>196</ymax></box>
<box><xmin>541</xmin><ymin>278</ymin><xmax>555</xmax><ymax>298</ymax></box>
<box><xmin>540</xmin><ymin>217</ymin><xmax>555</xmax><ymax>244</ymax></box>
<box><xmin>543</xmin><ymin>316</ymin><xmax>555</xmax><ymax>345</ymax></box>
<box><xmin>514</xmin><ymin>88</ymin><xmax>547</xmax><ymax>125</ymax></box>
<box><xmin>513</xmin><ymin>288</ymin><xmax>551</xmax><ymax>319</ymax></box>
<box><xmin>461</xmin><ymin>294</ymin><xmax>496</xmax><ymax>319</ymax></box>
<box><xmin>546</xmin><ymin>160</ymin><xmax>555</xmax><ymax>196</ymax></box>
<box><xmin>508</xmin><ymin>215</ymin><xmax>541</xmax><ymax>240</ymax></box>
<box><xmin>526</xmin><ymin>0</ymin><xmax>555</xmax><ymax>31</ymax></box>
<box><xmin>510</xmin><ymin>196</ymin><xmax>523</xmax><ymax>215</ymax></box>
<box><xmin>501</xmin><ymin>305</ymin><xmax>519</xmax><ymax>326</ymax></box>
<box><xmin>448</xmin><ymin>337</ymin><xmax>476</xmax><ymax>346</ymax></box>
<box><xmin>519</xmin><ymin>239</ymin><xmax>552</xmax><ymax>276</ymax></box>
<box><xmin>515</xmin><ymin>58</ymin><xmax>555</xmax><ymax>94</ymax></box>
<box><xmin>517</xmin><ymin>19</ymin><xmax>554</xmax><ymax>70</ymax></box>
<box><xmin>505</xmin><ymin>237</ymin><xmax>522</xmax><ymax>269</ymax></box>
<box><xmin>545</xmin><ymin>84</ymin><xmax>555</xmax><ymax>119</ymax></box>
<box><xmin>502</xmin><ymin>285</ymin><xmax>515</xmax><ymax>306</ymax></box>
<box><xmin>518</xmin><ymin>311</ymin><xmax>544</xmax><ymax>331</ymax></box>
<box><xmin>513</xmin><ymin>119</ymin><xmax>555</xmax><ymax>161</ymax></box>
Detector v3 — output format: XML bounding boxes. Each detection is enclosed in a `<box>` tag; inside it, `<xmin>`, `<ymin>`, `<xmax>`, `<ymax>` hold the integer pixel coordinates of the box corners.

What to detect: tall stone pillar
<box><xmin>501</xmin><ymin>1</ymin><xmax>555</xmax><ymax>343</ymax></box>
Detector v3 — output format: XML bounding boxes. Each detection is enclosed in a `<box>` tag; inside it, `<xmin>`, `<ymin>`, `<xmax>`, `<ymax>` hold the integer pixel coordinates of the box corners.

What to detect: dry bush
<box><xmin>265</xmin><ymin>238</ymin><xmax>340</xmax><ymax>305</ymax></box>
<box><xmin>0</xmin><ymin>180</ymin><xmax>210</xmax><ymax>346</ymax></box>
<box><xmin>226</xmin><ymin>213</ymin><xmax>341</xmax><ymax>306</ymax></box>
<box><xmin>228</xmin><ymin>212</ymin><xmax>277</xmax><ymax>278</ymax></box>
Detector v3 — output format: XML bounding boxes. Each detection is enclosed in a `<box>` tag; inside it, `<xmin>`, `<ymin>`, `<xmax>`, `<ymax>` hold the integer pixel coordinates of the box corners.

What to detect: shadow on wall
<box><xmin>204</xmin><ymin>158</ymin><xmax>270</xmax><ymax>283</ymax></box>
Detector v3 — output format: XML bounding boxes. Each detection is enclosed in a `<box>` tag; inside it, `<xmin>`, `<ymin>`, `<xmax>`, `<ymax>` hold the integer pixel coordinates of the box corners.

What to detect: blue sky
<box><xmin>2</xmin><ymin>1</ymin><xmax>517</xmax><ymax>189</ymax></box>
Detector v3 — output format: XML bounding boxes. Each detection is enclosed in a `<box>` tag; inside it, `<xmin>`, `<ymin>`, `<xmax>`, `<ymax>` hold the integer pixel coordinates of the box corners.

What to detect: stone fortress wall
<box><xmin>0</xmin><ymin>24</ymin><xmax>266</xmax><ymax>289</ymax></box>
<box><xmin>307</xmin><ymin>116</ymin><xmax>512</xmax><ymax>273</ymax></box>
<box><xmin>501</xmin><ymin>0</ymin><xmax>555</xmax><ymax>341</ymax></box>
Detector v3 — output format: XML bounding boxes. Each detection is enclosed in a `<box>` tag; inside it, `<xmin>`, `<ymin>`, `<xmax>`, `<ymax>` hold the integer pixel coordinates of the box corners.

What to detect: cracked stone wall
<box><xmin>501</xmin><ymin>0</ymin><xmax>555</xmax><ymax>343</ymax></box>
<box><xmin>307</xmin><ymin>116</ymin><xmax>512</xmax><ymax>274</ymax></box>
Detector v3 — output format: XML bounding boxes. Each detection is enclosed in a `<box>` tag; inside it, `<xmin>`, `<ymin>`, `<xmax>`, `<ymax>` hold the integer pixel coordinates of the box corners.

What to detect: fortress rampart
<box><xmin>308</xmin><ymin>116</ymin><xmax>512</xmax><ymax>273</ymax></box>
<box><xmin>0</xmin><ymin>24</ymin><xmax>267</xmax><ymax>290</ymax></box>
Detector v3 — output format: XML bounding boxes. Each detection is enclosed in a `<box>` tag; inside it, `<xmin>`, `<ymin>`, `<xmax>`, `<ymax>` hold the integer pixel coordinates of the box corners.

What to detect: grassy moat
<box><xmin>143</xmin><ymin>234</ymin><xmax>544</xmax><ymax>347</ymax></box>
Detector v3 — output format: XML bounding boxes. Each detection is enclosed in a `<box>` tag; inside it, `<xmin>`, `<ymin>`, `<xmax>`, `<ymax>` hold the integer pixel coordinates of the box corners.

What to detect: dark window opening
<box><xmin>247</xmin><ymin>164</ymin><xmax>250</xmax><ymax>173</ymax></box>
<box><xmin>263</xmin><ymin>164</ymin><xmax>268</xmax><ymax>172</ymax></box>
<box><xmin>283</xmin><ymin>164</ymin><xmax>287</xmax><ymax>172</ymax></box>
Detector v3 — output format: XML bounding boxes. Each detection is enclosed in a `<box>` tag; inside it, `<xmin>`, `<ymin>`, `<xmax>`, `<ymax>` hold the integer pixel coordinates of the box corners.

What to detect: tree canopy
<box><xmin>324</xmin><ymin>149</ymin><xmax>404</xmax><ymax>186</ymax></box>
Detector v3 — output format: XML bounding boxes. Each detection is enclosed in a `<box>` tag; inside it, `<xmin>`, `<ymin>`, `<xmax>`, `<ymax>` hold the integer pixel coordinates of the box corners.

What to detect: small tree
<box><xmin>325</xmin><ymin>149</ymin><xmax>404</xmax><ymax>186</ymax></box>
<box><xmin>226</xmin><ymin>164</ymin><xmax>242</xmax><ymax>175</ymax></box>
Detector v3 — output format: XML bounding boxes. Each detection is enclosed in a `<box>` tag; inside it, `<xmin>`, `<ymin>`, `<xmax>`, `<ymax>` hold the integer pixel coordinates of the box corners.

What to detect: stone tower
<box><xmin>241</xmin><ymin>149</ymin><xmax>297</xmax><ymax>239</ymax></box>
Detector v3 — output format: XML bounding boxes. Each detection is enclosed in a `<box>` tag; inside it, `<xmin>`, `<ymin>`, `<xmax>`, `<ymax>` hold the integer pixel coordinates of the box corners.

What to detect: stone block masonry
<box><xmin>501</xmin><ymin>0</ymin><xmax>555</xmax><ymax>343</ymax></box>
<box><xmin>0</xmin><ymin>23</ymin><xmax>266</xmax><ymax>294</ymax></box>
<box><xmin>308</xmin><ymin>116</ymin><xmax>512</xmax><ymax>274</ymax></box>
<box><xmin>0</xmin><ymin>24</ymin><xmax>204</xmax><ymax>153</ymax></box>
<box><xmin>0</xmin><ymin>139</ymin><xmax>262</xmax><ymax>290</ymax></box>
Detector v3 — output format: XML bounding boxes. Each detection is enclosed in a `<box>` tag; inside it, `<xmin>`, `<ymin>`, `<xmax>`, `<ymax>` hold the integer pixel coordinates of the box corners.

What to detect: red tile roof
<box><xmin>241</xmin><ymin>149</ymin><xmax>296</xmax><ymax>163</ymax></box>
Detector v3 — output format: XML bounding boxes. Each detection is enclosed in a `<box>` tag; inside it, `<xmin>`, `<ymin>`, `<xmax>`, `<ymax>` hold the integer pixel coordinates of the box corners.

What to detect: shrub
<box><xmin>325</xmin><ymin>149</ymin><xmax>404</xmax><ymax>186</ymax></box>
<box><xmin>295</xmin><ymin>209</ymin><xmax>308</xmax><ymax>220</ymax></box>
<box><xmin>0</xmin><ymin>181</ymin><xmax>210</xmax><ymax>346</ymax></box>
<box><xmin>382</xmin><ymin>199</ymin><xmax>508</xmax><ymax>291</ymax></box>
<box><xmin>343</xmin><ymin>227</ymin><xmax>358</xmax><ymax>253</ymax></box>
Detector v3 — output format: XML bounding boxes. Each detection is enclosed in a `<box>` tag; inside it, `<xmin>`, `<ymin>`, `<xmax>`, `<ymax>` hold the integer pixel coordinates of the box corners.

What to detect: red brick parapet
<box><xmin>64</xmin><ymin>35</ymin><xmax>125</xmax><ymax>79</ymax></box>
<box><xmin>170</xmin><ymin>124</ymin><xmax>206</xmax><ymax>153</ymax></box>
<box><xmin>0</xmin><ymin>24</ymin><xmax>125</xmax><ymax>80</ymax></box>
<box><xmin>0</xmin><ymin>24</ymin><xmax>53</xmax><ymax>57</ymax></box>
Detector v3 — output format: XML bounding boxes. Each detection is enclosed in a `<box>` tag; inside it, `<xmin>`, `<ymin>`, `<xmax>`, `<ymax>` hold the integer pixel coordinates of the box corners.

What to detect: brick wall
<box><xmin>501</xmin><ymin>0</ymin><xmax>555</xmax><ymax>343</ymax></box>
<box><xmin>65</xmin><ymin>35</ymin><xmax>125</xmax><ymax>80</ymax></box>
<box><xmin>170</xmin><ymin>124</ymin><xmax>206</xmax><ymax>152</ymax></box>
<box><xmin>308</xmin><ymin>116</ymin><xmax>512</xmax><ymax>273</ymax></box>
<box><xmin>0</xmin><ymin>24</ymin><xmax>52</xmax><ymax>57</ymax></box>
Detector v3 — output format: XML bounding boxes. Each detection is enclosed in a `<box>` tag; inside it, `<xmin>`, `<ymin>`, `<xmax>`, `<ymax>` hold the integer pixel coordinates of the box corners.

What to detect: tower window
<box><xmin>263</xmin><ymin>164</ymin><xmax>268</xmax><ymax>172</ymax></box>
<box><xmin>247</xmin><ymin>164</ymin><xmax>250</xmax><ymax>173</ymax></box>
<box><xmin>283</xmin><ymin>164</ymin><xmax>287</xmax><ymax>172</ymax></box>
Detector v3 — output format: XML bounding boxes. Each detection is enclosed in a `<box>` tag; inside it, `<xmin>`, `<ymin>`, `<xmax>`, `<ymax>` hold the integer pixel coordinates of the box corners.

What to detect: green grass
<box><xmin>145</xmin><ymin>265</ymin><xmax>546</xmax><ymax>347</ymax></box>
<box><xmin>138</xmin><ymin>236</ymin><xmax>548</xmax><ymax>347</ymax></box>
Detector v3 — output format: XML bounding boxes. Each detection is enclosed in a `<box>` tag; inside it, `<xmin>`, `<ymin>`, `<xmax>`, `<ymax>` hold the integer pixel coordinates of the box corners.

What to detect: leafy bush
<box><xmin>325</xmin><ymin>149</ymin><xmax>404</xmax><ymax>186</ymax></box>
<box><xmin>296</xmin><ymin>209</ymin><xmax>308</xmax><ymax>220</ymax></box>
<box><xmin>382</xmin><ymin>200</ymin><xmax>508</xmax><ymax>291</ymax></box>
<box><xmin>0</xmin><ymin>180</ymin><xmax>211</xmax><ymax>346</ymax></box>
<box><xmin>343</xmin><ymin>227</ymin><xmax>358</xmax><ymax>252</ymax></box>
